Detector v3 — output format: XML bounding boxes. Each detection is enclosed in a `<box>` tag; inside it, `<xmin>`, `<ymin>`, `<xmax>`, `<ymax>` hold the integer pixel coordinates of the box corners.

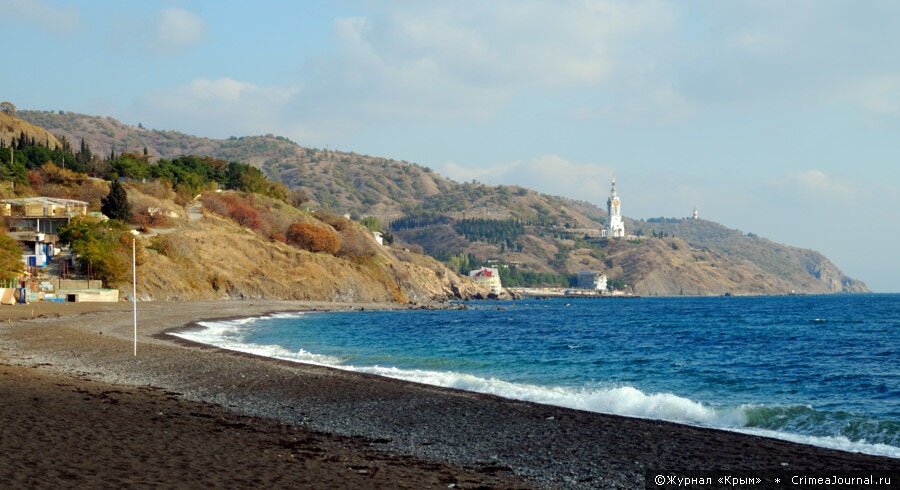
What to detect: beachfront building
<box><xmin>1</xmin><ymin>197</ymin><xmax>89</xmax><ymax>269</ymax></box>
<box><xmin>606</xmin><ymin>178</ymin><xmax>625</xmax><ymax>238</ymax></box>
<box><xmin>576</xmin><ymin>271</ymin><xmax>608</xmax><ymax>291</ymax></box>
<box><xmin>1</xmin><ymin>197</ymin><xmax>89</xmax><ymax>235</ymax></box>
<box><xmin>469</xmin><ymin>267</ymin><xmax>502</xmax><ymax>295</ymax></box>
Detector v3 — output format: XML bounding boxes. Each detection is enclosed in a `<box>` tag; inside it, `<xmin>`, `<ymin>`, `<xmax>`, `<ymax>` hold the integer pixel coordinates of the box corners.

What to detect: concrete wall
<box><xmin>60</xmin><ymin>289</ymin><xmax>119</xmax><ymax>303</ymax></box>
<box><xmin>51</xmin><ymin>278</ymin><xmax>104</xmax><ymax>290</ymax></box>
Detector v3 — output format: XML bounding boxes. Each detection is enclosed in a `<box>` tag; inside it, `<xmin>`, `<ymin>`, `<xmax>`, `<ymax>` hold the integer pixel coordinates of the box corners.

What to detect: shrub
<box><xmin>336</xmin><ymin>225</ymin><xmax>379</xmax><ymax>261</ymax></box>
<box><xmin>360</xmin><ymin>216</ymin><xmax>381</xmax><ymax>232</ymax></box>
<box><xmin>0</xmin><ymin>231</ymin><xmax>23</xmax><ymax>284</ymax></box>
<box><xmin>131</xmin><ymin>209</ymin><xmax>176</xmax><ymax>229</ymax></box>
<box><xmin>229</xmin><ymin>202</ymin><xmax>260</xmax><ymax>229</ymax></box>
<box><xmin>287</xmin><ymin>222</ymin><xmax>340</xmax><ymax>255</ymax></box>
<box><xmin>202</xmin><ymin>193</ymin><xmax>261</xmax><ymax>230</ymax></box>
<box><xmin>201</xmin><ymin>193</ymin><xmax>229</xmax><ymax>216</ymax></box>
<box><xmin>58</xmin><ymin>217</ymin><xmax>143</xmax><ymax>287</ymax></box>
<box><xmin>314</xmin><ymin>211</ymin><xmax>350</xmax><ymax>231</ymax></box>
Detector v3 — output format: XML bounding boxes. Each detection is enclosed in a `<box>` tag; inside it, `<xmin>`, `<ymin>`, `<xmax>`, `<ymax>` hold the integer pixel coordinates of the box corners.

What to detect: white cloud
<box><xmin>155</xmin><ymin>8</ymin><xmax>206</xmax><ymax>51</ymax></box>
<box><xmin>440</xmin><ymin>154</ymin><xmax>615</xmax><ymax>205</ymax></box>
<box><xmin>1</xmin><ymin>0</ymin><xmax>78</xmax><ymax>33</ymax></box>
<box><xmin>294</xmin><ymin>1</ymin><xmax>679</xmax><ymax>125</ymax></box>
<box><xmin>187</xmin><ymin>78</ymin><xmax>254</xmax><ymax>101</ymax></box>
<box><xmin>132</xmin><ymin>78</ymin><xmax>299</xmax><ymax>138</ymax></box>
<box><xmin>769</xmin><ymin>170</ymin><xmax>854</xmax><ymax>199</ymax></box>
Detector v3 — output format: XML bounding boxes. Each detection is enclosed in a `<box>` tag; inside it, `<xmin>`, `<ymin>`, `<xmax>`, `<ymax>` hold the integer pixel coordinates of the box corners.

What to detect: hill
<box><xmin>0</xmin><ymin>113</ymin><xmax>486</xmax><ymax>303</ymax></box>
<box><xmin>17</xmin><ymin>109</ymin><xmax>867</xmax><ymax>295</ymax></box>
<box><xmin>1</xmin><ymin>112</ymin><xmax>61</xmax><ymax>150</ymax></box>
<box><xmin>134</xmin><ymin>193</ymin><xmax>483</xmax><ymax>303</ymax></box>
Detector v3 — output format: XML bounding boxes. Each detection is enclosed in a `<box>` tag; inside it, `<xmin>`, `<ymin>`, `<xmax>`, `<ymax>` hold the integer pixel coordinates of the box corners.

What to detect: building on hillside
<box><xmin>18</xmin><ymin>233</ymin><xmax>56</xmax><ymax>268</ymax></box>
<box><xmin>1</xmin><ymin>197</ymin><xmax>88</xmax><ymax>269</ymax></box>
<box><xmin>576</xmin><ymin>270</ymin><xmax>608</xmax><ymax>291</ymax></box>
<box><xmin>469</xmin><ymin>267</ymin><xmax>502</xmax><ymax>295</ymax></box>
<box><xmin>692</xmin><ymin>207</ymin><xmax>699</xmax><ymax>220</ymax></box>
<box><xmin>605</xmin><ymin>178</ymin><xmax>625</xmax><ymax>238</ymax></box>
<box><xmin>372</xmin><ymin>231</ymin><xmax>384</xmax><ymax>246</ymax></box>
<box><xmin>1</xmin><ymin>197</ymin><xmax>89</xmax><ymax>235</ymax></box>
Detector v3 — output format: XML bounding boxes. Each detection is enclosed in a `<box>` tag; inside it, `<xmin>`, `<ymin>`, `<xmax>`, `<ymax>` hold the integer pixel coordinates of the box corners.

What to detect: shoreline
<box><xmin>1</xmin><ymin>300</ymin><xmax>898</xmax><ymax>488</ymax></box>
<box><xmin>169</xmin><ymin>308</ymin><xmax>900</xmax><ymax>460</ymax></box>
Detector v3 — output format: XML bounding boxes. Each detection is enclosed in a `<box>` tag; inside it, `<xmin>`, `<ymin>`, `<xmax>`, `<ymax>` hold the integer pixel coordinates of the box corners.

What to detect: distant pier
<box><xmin>509</xmin><ymin>288</ymin><xmax>640</xmax><ymax>299</ymax></box>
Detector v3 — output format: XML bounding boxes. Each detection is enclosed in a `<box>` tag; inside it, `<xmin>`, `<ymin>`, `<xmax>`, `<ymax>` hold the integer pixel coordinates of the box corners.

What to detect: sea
<box><xmin>174</xmin><ymin>294</ymin><xmax>900</xmax><ymax>458</ymax></box>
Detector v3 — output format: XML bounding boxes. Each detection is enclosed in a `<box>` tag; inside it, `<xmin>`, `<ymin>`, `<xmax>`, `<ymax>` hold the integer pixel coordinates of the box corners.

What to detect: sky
<box><xmin>2</xmin><ymin>0</ymin><xmax>899</xmax><ymax>291</ymax></box>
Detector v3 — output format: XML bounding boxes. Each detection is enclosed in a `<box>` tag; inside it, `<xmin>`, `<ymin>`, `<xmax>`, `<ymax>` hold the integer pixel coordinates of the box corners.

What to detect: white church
<box><xmin>603</xmin><ymin>178</ymin><xmax>626</xmax><ymax>238</ymax></box>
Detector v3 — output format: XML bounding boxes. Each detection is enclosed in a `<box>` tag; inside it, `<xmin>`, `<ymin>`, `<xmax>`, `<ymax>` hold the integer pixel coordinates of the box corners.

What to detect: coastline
<box><xmin>1</xmin><ymin>300</ymin><xmax>897</xmax><ymax>488</ymax></box>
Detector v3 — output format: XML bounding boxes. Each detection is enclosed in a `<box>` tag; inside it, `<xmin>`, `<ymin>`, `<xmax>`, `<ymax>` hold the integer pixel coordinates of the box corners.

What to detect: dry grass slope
<box><xmin>0</xmin><ymin>113</ymin><xmax>61</xmax><ymax>149</ymax></box>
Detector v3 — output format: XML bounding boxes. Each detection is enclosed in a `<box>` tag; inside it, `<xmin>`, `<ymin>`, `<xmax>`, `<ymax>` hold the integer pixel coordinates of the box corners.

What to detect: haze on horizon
<box><xmin>2</xmin><ymin>0</ymin><xmax>899</xmax><ymax>291</ymax></box>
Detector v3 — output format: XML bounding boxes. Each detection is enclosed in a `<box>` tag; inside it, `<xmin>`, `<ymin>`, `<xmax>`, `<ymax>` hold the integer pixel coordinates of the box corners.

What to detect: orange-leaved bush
<box><xmin>287</xmin><ymin>222</ymin><xmax>341</xmax><ymax>255</ymax></box>
<box><xmin>203</xmin><ymin>193</ymin><xmax>261</xmax><ymax>230</ymax></box>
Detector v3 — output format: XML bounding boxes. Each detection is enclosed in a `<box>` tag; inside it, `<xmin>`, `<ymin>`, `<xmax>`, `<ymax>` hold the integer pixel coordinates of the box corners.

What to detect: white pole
<box><xmin>132</xmin><ymin>238</ymin><xmax>137</xmax><ymax>357</ymax></box>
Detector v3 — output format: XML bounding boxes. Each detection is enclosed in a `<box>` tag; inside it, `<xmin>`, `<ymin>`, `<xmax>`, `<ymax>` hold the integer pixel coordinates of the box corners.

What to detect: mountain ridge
<box><xmin>16</xmin><ymin>109</ymin><xmax>868</xmax><ymax>295</ymax></box>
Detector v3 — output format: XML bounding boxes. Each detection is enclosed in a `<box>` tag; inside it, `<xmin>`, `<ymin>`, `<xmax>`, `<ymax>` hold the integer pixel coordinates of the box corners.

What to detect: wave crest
<box><xmin>172</xmin><ymin>317</ymin><xmax>900</xmax><ymax>459</ymax></box>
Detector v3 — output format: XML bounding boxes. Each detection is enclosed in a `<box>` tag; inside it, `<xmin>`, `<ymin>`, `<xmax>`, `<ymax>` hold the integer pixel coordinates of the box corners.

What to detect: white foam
<box><xmin>173</xmin><ymin>313</ymin><xmax>344</xmax><ymax>366</ymax></box>
<box><xmin>736</xmin><ymin>427</ymin><xmax>900</xmax><ymax>458</ymax></box>
<box><xmin>173</xmin><ymin>317</ymin><xmax>900</xmax><ymax>459</ymax></box>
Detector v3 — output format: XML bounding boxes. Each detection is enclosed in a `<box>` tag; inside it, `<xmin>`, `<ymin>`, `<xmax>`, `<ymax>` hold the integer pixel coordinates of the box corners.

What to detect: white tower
<box><xmin>692</xmin><ymin>207</ymin><xmax>699</xmax><ymax>220</ymax></box>
<box><xmin>606</xmin><ymin>178</ymin><xmax>625</xmax><ymax>238</ymax></box>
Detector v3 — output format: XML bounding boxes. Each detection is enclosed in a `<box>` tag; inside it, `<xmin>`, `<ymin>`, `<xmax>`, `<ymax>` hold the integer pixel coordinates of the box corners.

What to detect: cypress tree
<box><xmin>101</xmin><ymin>180</ymin><xmax>131</xmax><ymax>222</ymax></box>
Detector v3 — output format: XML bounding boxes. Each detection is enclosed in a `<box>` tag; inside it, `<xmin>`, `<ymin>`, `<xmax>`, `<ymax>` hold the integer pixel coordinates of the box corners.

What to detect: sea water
<box><xmin>174</xmin><ymin>294</ymin><xmax>900</xmax><ymax>458</ymax></box>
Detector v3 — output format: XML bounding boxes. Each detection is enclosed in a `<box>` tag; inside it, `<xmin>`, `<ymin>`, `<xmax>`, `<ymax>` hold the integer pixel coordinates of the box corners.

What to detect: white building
<box><xmin>576</xmin><ymin>271</ymin><xmax>608</xmax><ymax>291</ymax></box>
<box><xmin>469</xmin><ymin>267</ymin><xmax>502</xmax><ymax>295</ymax></box>
<box><xmin>692</xmin><ymin>207</ymin><xmax>699</xmax><ymax>220</ymax></box>
<box><xmin>606</xmin><ymin>178</ymin><xmax>625</xmax><ymax>238</ymax></box>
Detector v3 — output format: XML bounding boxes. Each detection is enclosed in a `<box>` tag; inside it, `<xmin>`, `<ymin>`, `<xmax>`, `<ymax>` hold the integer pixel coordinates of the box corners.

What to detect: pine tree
<box><xmin>101</xmin><ymin>180</ymin><xmax>131</xmax><ymax>222</ymax></box>
<box><xmin>80</xmin><ymin>138</ymin><xmax>93</xmax><ymax>166</ymax></box>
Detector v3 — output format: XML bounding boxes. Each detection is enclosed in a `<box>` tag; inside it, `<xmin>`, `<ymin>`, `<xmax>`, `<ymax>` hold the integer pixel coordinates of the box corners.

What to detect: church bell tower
<box><xmin>607</xmin><ymin>178</ymin><xmax>625</xmax><ymax>238</ymax></box>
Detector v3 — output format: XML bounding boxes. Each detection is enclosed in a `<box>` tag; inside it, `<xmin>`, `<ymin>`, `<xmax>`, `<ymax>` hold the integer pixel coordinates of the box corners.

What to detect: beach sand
<box><xmin>0</xmin><ymin>300</ymin><xmax>897</xmax><ymax>488</ymax></box>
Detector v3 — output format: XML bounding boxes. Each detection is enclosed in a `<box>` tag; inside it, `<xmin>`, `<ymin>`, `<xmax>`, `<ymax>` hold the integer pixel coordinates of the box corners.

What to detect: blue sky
<box><xmin>2</xmin><ymin>0</ymin><xmax>899</xmax><ymax>291</ymax></box>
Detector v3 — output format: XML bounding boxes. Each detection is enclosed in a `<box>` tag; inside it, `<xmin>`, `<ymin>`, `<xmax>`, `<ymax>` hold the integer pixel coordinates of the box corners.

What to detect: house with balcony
<box><xmin>1</xmin><ymin>197</ymin><xmax>89</xmax><ymax>268</ymax></box>
<box><xmin>469</xmin><ymin>267</ymin><xmax>503</xmax><ymax>295</ymax></box>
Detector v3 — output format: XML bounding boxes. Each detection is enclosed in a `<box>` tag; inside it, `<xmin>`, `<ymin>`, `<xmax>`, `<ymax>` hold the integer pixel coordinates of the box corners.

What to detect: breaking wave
<box><xmin>172</xmin><ymin>315</ymin><xmax>900</xmax><ymax>459</ymax></box>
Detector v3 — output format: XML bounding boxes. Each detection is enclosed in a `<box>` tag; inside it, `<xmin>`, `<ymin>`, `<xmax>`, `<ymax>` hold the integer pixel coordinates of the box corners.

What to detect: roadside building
<box><xmin>469</xmin><ymin>267</ymin><xmax>503</xmax><ymax>295</ymax></box>
<box><xmin>576</xmin><ymin>271</ymin><xmax>608</xmax><ymax>291</ymax></box>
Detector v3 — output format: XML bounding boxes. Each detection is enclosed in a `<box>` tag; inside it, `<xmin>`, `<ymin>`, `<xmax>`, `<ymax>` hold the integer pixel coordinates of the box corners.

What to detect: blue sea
<box><xmin>175</xmin><ymin>295</ymin><xmax>900</xmax><ymax>458</ymax></box>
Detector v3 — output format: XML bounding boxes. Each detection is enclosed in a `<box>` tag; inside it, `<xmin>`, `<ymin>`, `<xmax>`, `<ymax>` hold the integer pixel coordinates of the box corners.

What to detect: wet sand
<box><xmin>0</xmin><ymin>300</ymin><xmax>896</xmax><ymax>488</ymax></box>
